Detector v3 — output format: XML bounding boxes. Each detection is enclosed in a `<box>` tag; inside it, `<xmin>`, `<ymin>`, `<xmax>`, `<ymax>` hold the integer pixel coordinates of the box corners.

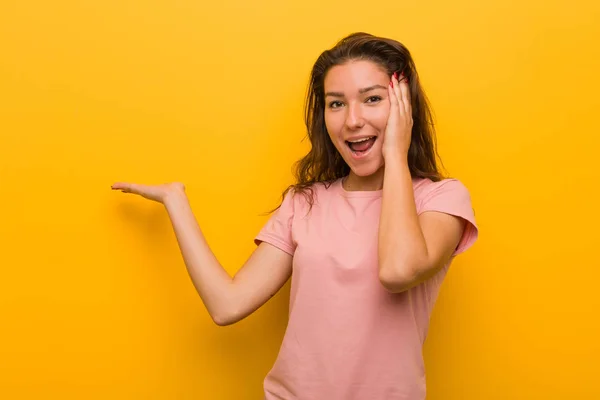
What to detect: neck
<box><xmin>343</xmin><ymin>167</ymin><xmax>385</xmax><ymax>191</ymax></box>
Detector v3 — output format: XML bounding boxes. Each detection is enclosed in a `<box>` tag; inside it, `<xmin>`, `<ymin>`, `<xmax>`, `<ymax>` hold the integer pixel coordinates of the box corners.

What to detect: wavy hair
<box><xmin>273</xmin><ymin>32</ymin><xmax>444</xmax><ymax>211</ymax></box>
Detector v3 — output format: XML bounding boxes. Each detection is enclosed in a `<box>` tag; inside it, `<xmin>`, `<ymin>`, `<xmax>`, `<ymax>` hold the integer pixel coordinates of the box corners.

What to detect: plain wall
<box><xmin>1</xmin><ymin>0</ymin><xmax>599</xmax><ymax>398</ymax></box>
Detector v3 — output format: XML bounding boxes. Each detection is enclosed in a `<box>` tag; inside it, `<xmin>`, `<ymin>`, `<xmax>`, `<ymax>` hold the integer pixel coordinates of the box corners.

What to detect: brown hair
<box><xmin>272</xmin><ymin>32</ymin><xmax>445</xmax><ymax>211</ymax></box>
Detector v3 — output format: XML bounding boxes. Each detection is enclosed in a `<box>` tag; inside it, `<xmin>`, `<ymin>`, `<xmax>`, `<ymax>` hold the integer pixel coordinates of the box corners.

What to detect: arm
<box><xmin>112</xmin><ymin>181</ymin><xmax>292</xmax><ymax>326</ymax></box>
<box><xmin>377</xmin><ymin>72</ymin><xmax>465</xmax><ymax>293</ymax></box>
<box><xmin>163</xmin><ymin>189</ymin><xmax>292</xmax><ymax>326</ymax></box>
<box><xmin>377</xmin><ymin>157</ymin><xmax>465</xmax><ymax>293</ymax></box>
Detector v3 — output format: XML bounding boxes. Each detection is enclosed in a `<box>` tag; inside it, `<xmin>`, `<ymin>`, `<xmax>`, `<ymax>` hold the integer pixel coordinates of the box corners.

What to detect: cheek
<box><xmin>324</xmin><ymin>112</ymin><xmax>342</xmax><ymax>138</ymax></box>
<box><xmin>370</xmin><ymin>107</ymin><xmax>389</xmax><ymax>131</ymax></box>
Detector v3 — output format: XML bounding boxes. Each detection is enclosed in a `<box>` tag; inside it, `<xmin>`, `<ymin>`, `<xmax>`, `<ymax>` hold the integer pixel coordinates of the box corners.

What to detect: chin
<box><xmin>347</xmin><ymin>158</ymin><xmax>384</xmax><ymax>177</ymax></box>
<box><xmin>337</xmin><ymin>136</ymin><xmax>385</xmax><ymax>177</ymax></box>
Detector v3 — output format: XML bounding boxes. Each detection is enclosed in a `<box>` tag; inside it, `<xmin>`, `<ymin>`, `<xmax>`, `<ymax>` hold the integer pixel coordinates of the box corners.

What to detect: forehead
<box><xmin>324</xmin><ymin>60</ymin><xmax>389</xmax><ymax>89</ymax></box>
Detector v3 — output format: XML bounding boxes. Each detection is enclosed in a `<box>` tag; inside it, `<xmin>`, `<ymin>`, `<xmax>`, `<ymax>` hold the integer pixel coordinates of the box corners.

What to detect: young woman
<box><xmin>112</xmin><ymin>32</ymin><xmax>479</xmax><ymax>400</ymax></box>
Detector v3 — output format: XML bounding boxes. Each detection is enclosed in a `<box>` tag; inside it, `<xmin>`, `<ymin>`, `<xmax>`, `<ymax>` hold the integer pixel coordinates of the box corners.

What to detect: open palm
<box><xmin>111</xmin><ymin>181</ymin><xmax>185</xmax><ymax>203</ymax></box>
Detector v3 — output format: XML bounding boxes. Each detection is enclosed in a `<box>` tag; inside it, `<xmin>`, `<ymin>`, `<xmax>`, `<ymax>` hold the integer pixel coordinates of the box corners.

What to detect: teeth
<box><xmin>348</xmin><ymin>137</ymin><xmax>375</xmax><ymax>143</ymax></box>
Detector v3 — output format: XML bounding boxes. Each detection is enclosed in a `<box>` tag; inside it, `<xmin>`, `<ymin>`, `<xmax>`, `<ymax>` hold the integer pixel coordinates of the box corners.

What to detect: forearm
<box><xmin>162</xmin><ymin>189</ymin><xmax>235</xmax><ymax>322</ymax></box>
<box><xmin>378</xmin><ymin>155</ymin><xmax>429</xmax><ymax>292</ymax></box>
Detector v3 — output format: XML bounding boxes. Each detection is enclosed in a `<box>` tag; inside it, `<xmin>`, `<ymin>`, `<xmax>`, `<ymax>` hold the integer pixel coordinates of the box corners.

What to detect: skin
<box><xmin>111</xmin><ymin>60</ymin><xmax>465</xmax><ymax>325</ymax></box>
<box><xmin>323</xmin><ymin>60</ymin><xmax>466</xmax><ymax>292</ymax></box>
<box><xmin>323</xmin><ymin>60</ymin><xmax>388</xmax><ymax>190</ymax></box>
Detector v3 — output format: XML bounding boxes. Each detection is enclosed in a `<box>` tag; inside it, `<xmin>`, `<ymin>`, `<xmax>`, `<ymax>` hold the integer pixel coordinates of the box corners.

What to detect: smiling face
<box><xmin>323</xmin><ymin>60</ymin><xmax>391</xmax><ymax>184</ymax></box>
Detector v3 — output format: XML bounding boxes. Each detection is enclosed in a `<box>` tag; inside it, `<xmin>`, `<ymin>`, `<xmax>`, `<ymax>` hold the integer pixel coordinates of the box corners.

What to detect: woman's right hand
<box><xmin>111</xmin><ymin>181</ymin><xmax>185</xmax><ymax>204</ymax></box>
<box><xmin>110</xmin><ymin>178</ymin><xmax>293</xmax><ymax>326</ymax></box>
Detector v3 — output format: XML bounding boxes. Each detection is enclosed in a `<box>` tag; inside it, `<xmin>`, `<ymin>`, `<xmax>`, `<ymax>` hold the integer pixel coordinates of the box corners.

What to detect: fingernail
<box><xmin>393</xmin><ymin>72</ymin><xmax>398</xmax><ymax>80</ymax></box>
<box><xmin>390</xmin><ymin>80</ymin><xmax>394</xmax><ymax>88</ymax></box>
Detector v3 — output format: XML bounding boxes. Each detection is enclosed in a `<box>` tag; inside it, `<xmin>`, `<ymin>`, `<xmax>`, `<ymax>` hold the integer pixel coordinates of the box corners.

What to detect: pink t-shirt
<box><xmin>255</xmin><ymin>177</ymin><xmax>478</xmax><ymax>400</ymax></box>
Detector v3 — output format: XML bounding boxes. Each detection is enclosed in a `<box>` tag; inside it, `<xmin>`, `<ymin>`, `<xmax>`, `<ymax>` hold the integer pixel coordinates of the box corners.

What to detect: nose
<box><xmin>344</xmin><ymin>102</ymin><xmax>365</xmax><ymax>130</ymax></box>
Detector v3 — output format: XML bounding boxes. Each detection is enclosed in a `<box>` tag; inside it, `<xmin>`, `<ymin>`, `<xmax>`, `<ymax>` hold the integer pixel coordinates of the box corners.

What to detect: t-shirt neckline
<box><xmin>336</xmin><ymin>176</ymin><xmax>383</xmax><ymax>198</ymax></box>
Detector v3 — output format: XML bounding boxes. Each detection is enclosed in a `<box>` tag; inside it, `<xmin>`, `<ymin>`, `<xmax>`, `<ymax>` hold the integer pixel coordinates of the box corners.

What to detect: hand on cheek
<box><xmin>382</xmin><ymin>71</ymin><xmax>412</xmax><ymax>160</ymax></box>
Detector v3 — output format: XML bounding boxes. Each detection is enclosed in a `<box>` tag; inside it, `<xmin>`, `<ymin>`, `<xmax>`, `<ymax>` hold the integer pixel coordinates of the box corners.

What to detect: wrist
<box><xmin>163</xmin><ymin>186</ymin><xmax>187</xmax><ymax>208</ymax></box>
<box><xmin>383</xmin><ymin>148</ymin><xmax>409</xmax><ymax>167</ymax></box>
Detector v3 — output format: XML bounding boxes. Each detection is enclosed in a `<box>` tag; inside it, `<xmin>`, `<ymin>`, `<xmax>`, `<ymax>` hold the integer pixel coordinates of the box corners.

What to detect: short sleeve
<box><xmin>417</xmin><ymin>179</ymin><xmax>479</xmax><ymax>256</ymax></box>
<box><xmin>254</xmin><ymin>190</ymin><xmax>296</xmax><ymax>255</ymax></box>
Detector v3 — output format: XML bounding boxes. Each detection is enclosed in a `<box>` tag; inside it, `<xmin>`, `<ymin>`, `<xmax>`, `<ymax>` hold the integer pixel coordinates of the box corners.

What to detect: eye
<box><xmin>328</xmin><ymin>101</ymin><xmax>343</xmax><ymax>108</ymax></box>
<box><xmin>366</xmin><ymin>96</ymin><xmax>382</xmax><ymax>104</ymax></box>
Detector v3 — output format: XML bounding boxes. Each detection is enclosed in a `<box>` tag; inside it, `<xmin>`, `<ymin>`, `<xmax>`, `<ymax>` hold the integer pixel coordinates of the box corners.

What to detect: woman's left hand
<box><xmin>382</xmin><ymin>72</ymin><xmax>413</xmax><ymax>160</ymax></box>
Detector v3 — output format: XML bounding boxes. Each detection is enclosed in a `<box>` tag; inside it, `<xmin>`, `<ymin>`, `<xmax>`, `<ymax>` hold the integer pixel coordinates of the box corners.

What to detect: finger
<box><xmin>400</xmin><ymin>73</ymin><xmax>411</xmax><ymax>117</ymax></box>
<box><xmin>393</xmin><ymin>72</ymin><xmax>405</xmax><ymax>117</ymax></box>
<box><xmin>111</xmin><ymin>182</ymin><xmax>139</xmax><ymax>194</ymax></box>
<box><xmin>399</xmin><ymin>78</ymin><xmax>410</xmax><ymax>116</ymax></box>
<box><xmin>388</xmin><ymin>79</ymin><xmax>399</xmax><ymax>118</ymax></box>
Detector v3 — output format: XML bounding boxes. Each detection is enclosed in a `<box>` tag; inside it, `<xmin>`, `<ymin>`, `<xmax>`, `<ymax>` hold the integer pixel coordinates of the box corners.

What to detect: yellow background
<box><xmin>1</xmin><ymin>0</ymin><xmax>599</xmax><ymax>398</ymax></box>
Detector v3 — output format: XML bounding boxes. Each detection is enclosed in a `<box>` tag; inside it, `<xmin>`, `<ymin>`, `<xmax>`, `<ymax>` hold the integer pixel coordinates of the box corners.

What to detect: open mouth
<box><xmin>346</xmin><ymin>136</ymin><xmax>377</xmax><ymax>156</ymax></box>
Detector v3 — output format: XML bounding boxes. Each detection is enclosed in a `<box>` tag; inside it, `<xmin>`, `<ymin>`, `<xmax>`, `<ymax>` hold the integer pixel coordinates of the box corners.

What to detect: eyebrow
<box><xmin>325</xmin><ymin>84</ymin><xmax>388</xmax><ymax>98</ymax></box>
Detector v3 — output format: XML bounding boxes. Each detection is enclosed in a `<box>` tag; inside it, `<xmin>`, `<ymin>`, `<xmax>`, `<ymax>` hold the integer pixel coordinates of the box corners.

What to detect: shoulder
<box><xmin>413</xmin><ymin>177</ymin><xmax>478</xmax><ymax>255</ymax></box>
<box><xmin>284</xmin><ymin>179</ymin><xmax>342</xmax><ymax>208</ymax></box>
<box><xmin>413</xmin><ymin>176</ymin><xmax>470</xmax><ymax>194</ymax></box>
<box><xmin>413</xmin><ymin>177</ymin><xmax>473</xmax><ymax>207</ymax></box>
